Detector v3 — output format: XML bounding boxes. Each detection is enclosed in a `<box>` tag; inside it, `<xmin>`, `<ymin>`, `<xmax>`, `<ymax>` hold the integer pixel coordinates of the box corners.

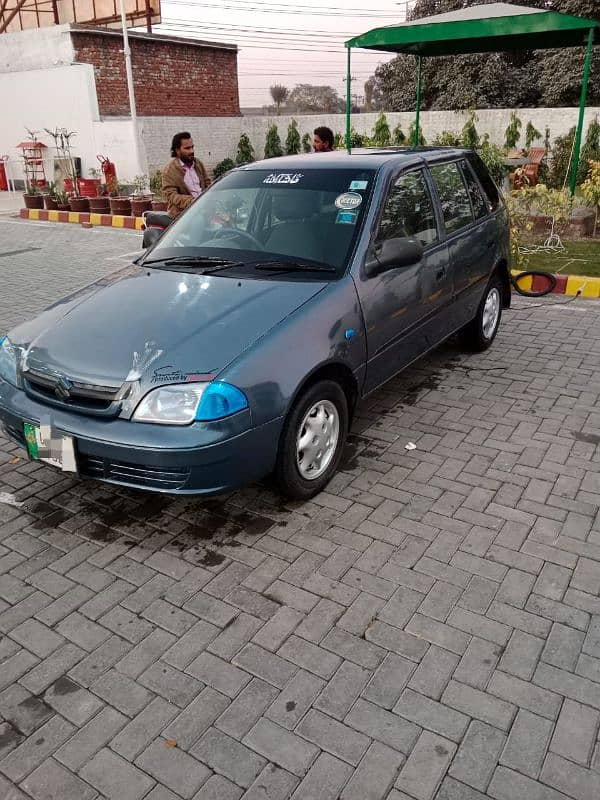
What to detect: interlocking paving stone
<box><xmin>3</xmin><ymin>223</ymin><xmax>600</xmax><ymax>799</ymax></box>
<box><xmin>448</xmin><ymin>720</ymin><xmax>506</xmax><ymax>792</ymax></box>
<box><xmin>500</xmin><ymin>708</ymin><xmax>554</xmax><ymax>779</ymax></box>
<box><xmin>135</xmin><ymin>738</ymin><xmax>211</xmax><ymax>798</ymax></box>
<box><xmin>396</xmin><ymin>730</ymin><xmax>456</xmax><ymax>800</ymax></box>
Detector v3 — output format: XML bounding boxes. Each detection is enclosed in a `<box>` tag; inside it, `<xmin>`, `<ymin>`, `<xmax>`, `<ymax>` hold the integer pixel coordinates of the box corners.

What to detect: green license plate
<box><xmin>24</xmin><ymin>422</ymin><xmax>76</xmax><ymax>472</ymax></box>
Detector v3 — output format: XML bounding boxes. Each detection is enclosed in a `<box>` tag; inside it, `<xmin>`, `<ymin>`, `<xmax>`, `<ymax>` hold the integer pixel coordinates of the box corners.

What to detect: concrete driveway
<box><xmin>1</xmin><ymin>216</ymin><xmax>599</xmax><ymax>800</ymax></box>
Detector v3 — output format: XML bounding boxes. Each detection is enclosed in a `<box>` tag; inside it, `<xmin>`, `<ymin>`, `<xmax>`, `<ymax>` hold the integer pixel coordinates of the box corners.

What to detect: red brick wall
<box><xmin>72</xmin><ymin>32</ymin><xmax>240</xmax><ymax>117</ymax></box>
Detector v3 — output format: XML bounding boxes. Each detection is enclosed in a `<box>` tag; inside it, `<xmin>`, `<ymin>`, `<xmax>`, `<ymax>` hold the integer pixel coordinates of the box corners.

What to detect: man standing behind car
<box><xmin>162</xmin><ymin>132</ymin><xmax>211</xmax><ymax>219</ymax></box>
<box><xmin>313</xmin><ymin>126</ymin><xmax>334</xmax><ymax>152</ymax></box>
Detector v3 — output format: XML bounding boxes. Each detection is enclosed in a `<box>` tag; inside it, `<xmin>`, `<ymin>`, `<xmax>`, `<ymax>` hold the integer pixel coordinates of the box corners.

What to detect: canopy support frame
<box><xmin>570</xmin><ymin>26</ymin><xmax>595</xmax><ymax>196</ymax></box>
<box><xmin>346</xmin><ymin>45</ymin><xmax>352</xmax><ymax>153</ymax></box>
<box><xmin>414</xmin><ymin>55</ymin><xmax>422</xmax><ymax>147</ymax></box>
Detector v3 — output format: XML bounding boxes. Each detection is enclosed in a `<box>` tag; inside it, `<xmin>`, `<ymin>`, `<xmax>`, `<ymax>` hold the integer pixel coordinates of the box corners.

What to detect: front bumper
<box><xmin>0</xmin><ymin>381</ymin><xmax>283</xmax><ymax>495</ymax></box>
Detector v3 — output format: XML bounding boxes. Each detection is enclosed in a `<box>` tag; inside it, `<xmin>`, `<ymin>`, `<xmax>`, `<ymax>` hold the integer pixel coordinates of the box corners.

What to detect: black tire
<box><xmin>511</xmin><ymin>270</ymin><xmax>556</xmax><ymax>297</ymax></box>
<box><xmin>275</xmin><ymin>380</ymin><xmax>349</xmax><ymax>500</ymax></box>
<box><xmin>459</xmin><ymin>274</ymin><xmax>503</xmax><ymax>352</ymax></box>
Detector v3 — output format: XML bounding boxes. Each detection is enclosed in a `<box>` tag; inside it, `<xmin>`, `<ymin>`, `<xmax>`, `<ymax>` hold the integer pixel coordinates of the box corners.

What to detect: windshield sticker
<box><xmin>263</xmin><ymin>173</ymin><xmax>303</xmax><ymax>185</ymax></box>
<box><xmin>335</xmin><ymin>192</ymin><xmax>362</xmax><ymax>211</ymax></box>
<box><xmin>336</xmin><ymin>210</ymin><xmax>359</xmax><ymax>225</ymax></box>
<box><xmin>349</xmin><ymin>180</ymin><xmax>368</xmax><ymax>191</ymax></box>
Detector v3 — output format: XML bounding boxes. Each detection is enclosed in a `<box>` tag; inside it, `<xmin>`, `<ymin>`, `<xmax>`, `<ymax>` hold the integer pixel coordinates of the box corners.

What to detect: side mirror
<box><xmin>365</xmin><ymin>237</ymin><xmax>424</xmax><ymax>277</ymax></box>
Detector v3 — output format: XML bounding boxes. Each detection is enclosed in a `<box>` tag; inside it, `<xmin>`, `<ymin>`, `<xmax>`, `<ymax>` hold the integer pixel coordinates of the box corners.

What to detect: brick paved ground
<box><xmin>1</xmin><ymin>217</ymin><xmax>600</xmax><ymax>800</ymax></box>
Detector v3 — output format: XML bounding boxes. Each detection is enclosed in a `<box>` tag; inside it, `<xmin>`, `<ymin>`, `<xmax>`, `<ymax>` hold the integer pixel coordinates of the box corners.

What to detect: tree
<box><xmin>285</xmin><ymin>119</ymin><xmax>301</xmax><ymax>155</ymax></box>
<box><xmin>235</xmin><ymin>133</ymin><xmax>255</xmax><ymax>165</ymax></box>
<box><xmin>372</xmin><ymin>112</ymin><xmax>391</xmax><ymax>146</ymax></box>
<box><xmin>269</xmin><ymin>84</ymin><xmax>289</xmax><ymax>115</ymax></box>
<box><xmin>392</xmin><ymin>123</ymin><xmax>407</xmax><ymax>145</ymax></box>
<box><xmin>264</xmin><ymin>124</ymin><xmax>283</xmax><ymax>159</ymax></box>
<box><xmin>504</xmin><ymin>112</ymin><xmax>522</xmax><ymax>150</ymax></box>
<box><xmin>525</xmin><ymin>122</ymin><xmax>542</xmax><ymax>149</ymax></box>
<box><xmin>461</xmin><ymin>110</ymin><xmax>480</xmax><ymax>148</ymax></box>
<box><xmin>288</xmin><ymin>84</ymin><xmax>344</xmax><ymax>113</ymax></box>
<box><xmin>301</xmin><ymin>132</ymin><xmax>312</xmax><ymax>153</ymax></box>
<box><xmin>213</xmin><ymin>158</ymin><xmax>235</xmax><ymax>180</ymax></box>
<box><xmin>578</xmin><ymin>116</ymin><xmax>600</xmax><ymax>184</ymax></box>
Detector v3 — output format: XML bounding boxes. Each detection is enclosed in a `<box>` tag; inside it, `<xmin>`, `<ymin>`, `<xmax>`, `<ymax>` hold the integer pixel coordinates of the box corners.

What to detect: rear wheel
<box><xmin>275</xmin><ymin>380</ymin><xmax>348</xmax><ymax>500</ymax></box>
<box><xmin>459</xmin><ymin>274</ymin><xmax>503</xmax><ymax>352</ymax></box>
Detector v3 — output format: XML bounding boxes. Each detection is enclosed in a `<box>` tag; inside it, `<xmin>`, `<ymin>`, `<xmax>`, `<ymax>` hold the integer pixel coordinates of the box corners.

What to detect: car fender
<box><xmin>219</xmin><ymin>275</ymin><xmax>367</xmax><ymax>428</ymax></box>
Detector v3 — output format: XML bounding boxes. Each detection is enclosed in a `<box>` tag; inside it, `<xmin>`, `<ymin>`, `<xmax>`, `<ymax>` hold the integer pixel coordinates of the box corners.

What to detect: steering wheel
<box><xmin>212</xmin><ymin>228</ymin><xmax>263</xmax><ymax>250</ymax></box>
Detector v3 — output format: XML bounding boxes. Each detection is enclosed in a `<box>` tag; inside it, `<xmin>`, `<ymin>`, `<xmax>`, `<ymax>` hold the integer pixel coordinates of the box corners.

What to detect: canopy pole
<box><xmin>346</xmin><ymin>46</ymin><xmax>352</xmax><ymax>154</ymax></box>
<box><xmin>570</xmin><ymin>27</ymin><xmax>595</xmax><ymax>196</ymax></box>
<box><xmin>414</xmin><ymin>55</ymin><xmax>422</xmax><ymax>147</ymax></box>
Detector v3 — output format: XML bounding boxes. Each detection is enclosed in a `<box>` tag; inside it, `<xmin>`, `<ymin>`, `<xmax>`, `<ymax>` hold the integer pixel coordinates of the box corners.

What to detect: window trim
<box><xmin>372</xmin><ymin>165</ymin><xmax>442</xmax><ymax>252</ymax></box>
<box><xmin>428</xmin><ymin>159</ymin><xmax>477</xmax><ymax>238</ymax></box>
<box><xmin>458</xmin><ymin>158</ymin><xmax>489</xmax><ymax>223</ymax></box>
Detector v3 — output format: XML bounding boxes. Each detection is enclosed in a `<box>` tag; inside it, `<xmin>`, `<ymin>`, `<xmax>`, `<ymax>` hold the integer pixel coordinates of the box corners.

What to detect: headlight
<box><xmin>0</xmin><ymin>337</ymin><xmax>17</xmax><ymax>386</ymax></box>
<box><xmin>133</xmin><ymin>381</ymin><xmax>248</xmax><ymax>425</ymax></box>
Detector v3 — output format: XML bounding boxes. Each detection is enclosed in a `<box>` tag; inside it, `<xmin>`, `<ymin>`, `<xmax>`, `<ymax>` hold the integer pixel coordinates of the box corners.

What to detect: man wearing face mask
<box><xmin>162</xmin><ymin>132</ymin><xmax>211</xmax><ymax>219</ymax></box>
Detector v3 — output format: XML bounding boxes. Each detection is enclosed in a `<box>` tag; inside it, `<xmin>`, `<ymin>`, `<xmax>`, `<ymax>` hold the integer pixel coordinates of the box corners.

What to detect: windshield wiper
<box><xmin>143</xmin><ymin>255</ymin><xmax>243</xmax><ymax>273</ymax></box>
<box><xmin>253</xmin><ymin>260</ymin><xmax>336</xmax><ymax>273</ymax></box>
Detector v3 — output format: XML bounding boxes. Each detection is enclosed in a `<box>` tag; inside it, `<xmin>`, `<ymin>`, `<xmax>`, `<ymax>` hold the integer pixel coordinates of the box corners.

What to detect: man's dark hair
<box><xmin>314</xmin><ymin>126</ymin><xmax>334</xmax><ymax>149</ymax></box>
<box><xmin>171</xmin><ymin>131</ymin><xmax>192</xmax><ymax>158</ymax></box>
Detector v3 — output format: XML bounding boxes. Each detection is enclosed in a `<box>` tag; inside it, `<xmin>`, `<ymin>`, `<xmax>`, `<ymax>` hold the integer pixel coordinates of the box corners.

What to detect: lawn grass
<box><xmin>523</xmin><ymin>239</ymin><xmax>600</xmax><ymax>277</ymax></box>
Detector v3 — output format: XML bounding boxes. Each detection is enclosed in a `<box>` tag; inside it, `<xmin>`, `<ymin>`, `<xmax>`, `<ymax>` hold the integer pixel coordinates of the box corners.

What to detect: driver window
<box><xmin>375</xmin><ymin>170</ymin><xmax>438</xmax><ymax>247</ymax></box>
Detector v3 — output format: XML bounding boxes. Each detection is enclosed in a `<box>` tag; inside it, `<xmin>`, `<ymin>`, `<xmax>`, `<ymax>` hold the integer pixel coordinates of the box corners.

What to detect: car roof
<box><xmin>241</xmin><ymin>147</ymin><xmax>473</xmax><ymax>172</ymax></box>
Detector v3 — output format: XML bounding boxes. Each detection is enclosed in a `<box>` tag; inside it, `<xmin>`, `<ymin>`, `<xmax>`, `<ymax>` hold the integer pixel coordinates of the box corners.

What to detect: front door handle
<box><xmin>436</xmin><ymin>268</ymin><xmax>446</xmax><ymax>280</ymax></box>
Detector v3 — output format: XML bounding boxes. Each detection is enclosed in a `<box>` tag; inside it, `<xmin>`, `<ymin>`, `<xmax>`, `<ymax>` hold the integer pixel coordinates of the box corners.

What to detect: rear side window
<box><xmin>375</xmin><ymin>169</ymin><xmax>438</xmax><ymax>247</ymax></box>
<box><xmin>460</xmin><ymin>161</ymin><xmax>488</xmax><ymax>220</ymax></box>
<box><xmin>430</xmin><ymin>162</ymin><xmax>473</xmax><ymax>234</ymax></box>
<box><xmin>468</xmin><ymin>153</ymin><xmax>501</xmax><ymax>211</ymax></box>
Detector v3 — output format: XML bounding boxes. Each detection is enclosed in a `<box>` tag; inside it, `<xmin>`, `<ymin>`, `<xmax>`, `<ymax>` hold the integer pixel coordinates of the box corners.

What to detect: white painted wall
<box><xmin>0</xmin><ymin>24</ymin><xmax>73</xmax><ymax>72</ymax></box>
<box><xmin>0</xmin><ymin>63</ymin><xmax>139</xmax><ymax>187</ymax></box>
<box><xmin>141</xmin><ymin>107</ymin><xmax>600</xmax><ymax>174</ymax></box>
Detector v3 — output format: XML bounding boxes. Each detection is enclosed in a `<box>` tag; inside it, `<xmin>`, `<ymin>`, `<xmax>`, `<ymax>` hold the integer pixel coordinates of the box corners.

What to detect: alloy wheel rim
<box><xmin>482</xmin><ymin>287</ymin><xmax>500</xmax><ymax>340</ymax></box>
<box><xmin>296</xmin><ymin>399</ymin><xmax>340</xmax><ymax>480</ymax></box>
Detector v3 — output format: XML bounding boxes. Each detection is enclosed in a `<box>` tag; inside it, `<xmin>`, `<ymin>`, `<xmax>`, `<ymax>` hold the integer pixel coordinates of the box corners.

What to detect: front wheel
<box><xmin>459</xmin><ymin>275</ymin><xmax>503</xmax><ymax>352</ymax></box>
<box><xmin>275</xmin><ymin>380</ymin><xmax>348</xmax><ymax>500</ymax></box>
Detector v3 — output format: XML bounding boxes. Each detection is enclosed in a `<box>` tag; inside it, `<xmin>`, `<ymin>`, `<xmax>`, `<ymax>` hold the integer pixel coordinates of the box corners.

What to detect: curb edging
<box><xmin>20</xmin><ymin>207</ymin><xmax>144</xmax><ymax>231</ymax></box>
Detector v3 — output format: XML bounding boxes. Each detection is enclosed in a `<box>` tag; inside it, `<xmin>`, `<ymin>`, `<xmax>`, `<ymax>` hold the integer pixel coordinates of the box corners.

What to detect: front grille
<box><xmin>79</xmin><ymin>454</ymin><xmax>190</xmax><ymax>491</ymax></box>
<box><xmin>23</xmin><ymin>367</ymin><xmax>125</xmax><ymax>415</ymax></box>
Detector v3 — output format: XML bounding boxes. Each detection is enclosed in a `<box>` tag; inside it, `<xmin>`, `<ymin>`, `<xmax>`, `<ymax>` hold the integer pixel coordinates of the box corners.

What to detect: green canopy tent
<box><xmin>345</xmin><ymin>2</ymin><xmax>598</xmax><ymax>194</ymax></box>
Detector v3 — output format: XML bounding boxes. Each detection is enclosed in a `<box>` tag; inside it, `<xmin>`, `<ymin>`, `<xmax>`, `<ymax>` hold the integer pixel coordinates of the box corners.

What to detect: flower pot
<box><xmin>57</xmin><ymin>203</ymin><xmax>71</xmax><ymax>211</ymax></box>
<box><xmin>70</xmin><ymin>197</ymin><xmax>90</xmax><ymax>213</ymax></box>
<box><xmin>110</xmin><ymin>197</ymin><xmax>132</xmax><ymax>216</ymax></box>
<box><xmin>43</xmin><ymin>195</ymin><xmax>58</xmax><ymax>210</ymax></box>
<box><xmin>131</xmin><ymin>197</ymin><xmax>153</xmax><ymax>217</ymax></box>
<box><xmin>88</xmin><ymin>196</ymin><xmax>110</xmax><ymax>213</ymax></box>
<box><xmin>151</xmin><ymin>200</ymin><xmax>168</xmax><ymax>212</ymax></box>
<box><xmin>23</xmin><ymin>194</ymin><xmax>44</xmax><ymax>210</ymax></box>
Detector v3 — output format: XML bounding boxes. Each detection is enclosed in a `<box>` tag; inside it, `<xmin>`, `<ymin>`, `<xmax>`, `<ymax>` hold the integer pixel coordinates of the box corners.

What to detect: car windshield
<box><xmin>143</xmin><ymin>167</ymin><xmax>376</xmax><ymax>278</ymax></box>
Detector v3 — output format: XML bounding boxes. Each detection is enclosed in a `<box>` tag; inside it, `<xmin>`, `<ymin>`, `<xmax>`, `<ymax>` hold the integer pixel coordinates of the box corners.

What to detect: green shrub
<box><xmin>235</xmin><ymin>133</ymin><xmax>255</xmax><ymax>165</ymax></box>
<box><xmin>285</xmin><ymin>119</ymin><xmax>301</xmax><ymax>155</ymax></box>
<box><xmin>264</xmin><ymin>124</ymin><xmax>283</xmax><ymax>159</ymax></box>
<box><xmin>213</xmin><ymin>158</ymin><xmax>235</xmax><ymax>179</ymax></box>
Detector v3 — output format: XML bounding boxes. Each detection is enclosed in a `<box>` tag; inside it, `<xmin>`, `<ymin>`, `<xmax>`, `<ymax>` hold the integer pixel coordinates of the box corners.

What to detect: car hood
<box><xmin>10</xmin><ymin>265</ymin><xmax>328</xmax><ymax>387</ymax></box>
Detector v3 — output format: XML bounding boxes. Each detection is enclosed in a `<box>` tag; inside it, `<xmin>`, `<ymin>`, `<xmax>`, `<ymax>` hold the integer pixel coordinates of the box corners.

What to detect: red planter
<box><xmin>23</xmin><ymin>194</ymin><xmax>44</xmax><ymax>209</ymax></box>
<box><xmin>131</xmin><ymin>198</ymin><xmax>152</xmax><ymax>217</ymax></box>
<box><xmin>151</xmin><ymin>200</ymin><xmax>168</xmax><ymax>211</ymax></box>
<box><xmin>70</xmin><ymin>197</ymin><xmax>90</xmax><ymax>212</ymax></box>
<box><xmin>56</xmin><ymin>203</ymin><xmax>71</xmax><ymax>211</ymax></box>
<box><xmin>43</xmin><ymin>195</ymin><xmax>58</xmax><ymax>210</ymax></box>
<box><xmin>109</xmin><ymin>197</ymin><xmax>132</xmax><ymax>216</ymax></box>
<box><xmin>89</xmin><ymin>197</ymin><xmax>110</xmax><ymax>213</ymax></box>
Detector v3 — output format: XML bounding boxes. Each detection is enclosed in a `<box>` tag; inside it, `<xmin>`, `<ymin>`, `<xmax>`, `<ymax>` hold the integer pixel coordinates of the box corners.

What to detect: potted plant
<box><xmin>42</xmin><ymin>182</ymin><xmax>58</xmax><ymax>210</ymax></box>
<box><xmin>55</xmin><ymin>189</ymin><xmax>71</xmax><ymax>211</ymax></box>
<box><xmin>150</xmin><ymin>170</ymin><xmax>167</xmax><ymax>211</ymax></box>
<box><xmin>88</xmin><ymin>169</ymin><xmax>110</xmax><ymax>213</ymax></box>
<box><xmin>70</xmin><ymin>194</ymin><xmax>90</xmax><ymax>212</ymax></box>
<box><xmin>23</xmin><ymin>180</ymin><xmax>44</xmax><ymax>210</ymax></box>
<box><xmin>130</xmin><ymin>174</ymin><xmax>152</xmax><ymax>217</ymax></box>
<box><xmin>109</xmin><ymin>183</ymin><xmax>132</xmax><ymax>216</ymax></box>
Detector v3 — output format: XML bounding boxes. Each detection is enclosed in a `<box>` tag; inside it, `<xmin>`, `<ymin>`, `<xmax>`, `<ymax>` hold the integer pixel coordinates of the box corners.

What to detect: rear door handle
<box><xmin>486</xmin><ymin>239</ymin><xmax>495</xmax><ymax>249</ymax></box>
<box><xmin>436</xmin><ymin>268</ymin><xmax>446</xmax><ymax>280</ymax></box>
